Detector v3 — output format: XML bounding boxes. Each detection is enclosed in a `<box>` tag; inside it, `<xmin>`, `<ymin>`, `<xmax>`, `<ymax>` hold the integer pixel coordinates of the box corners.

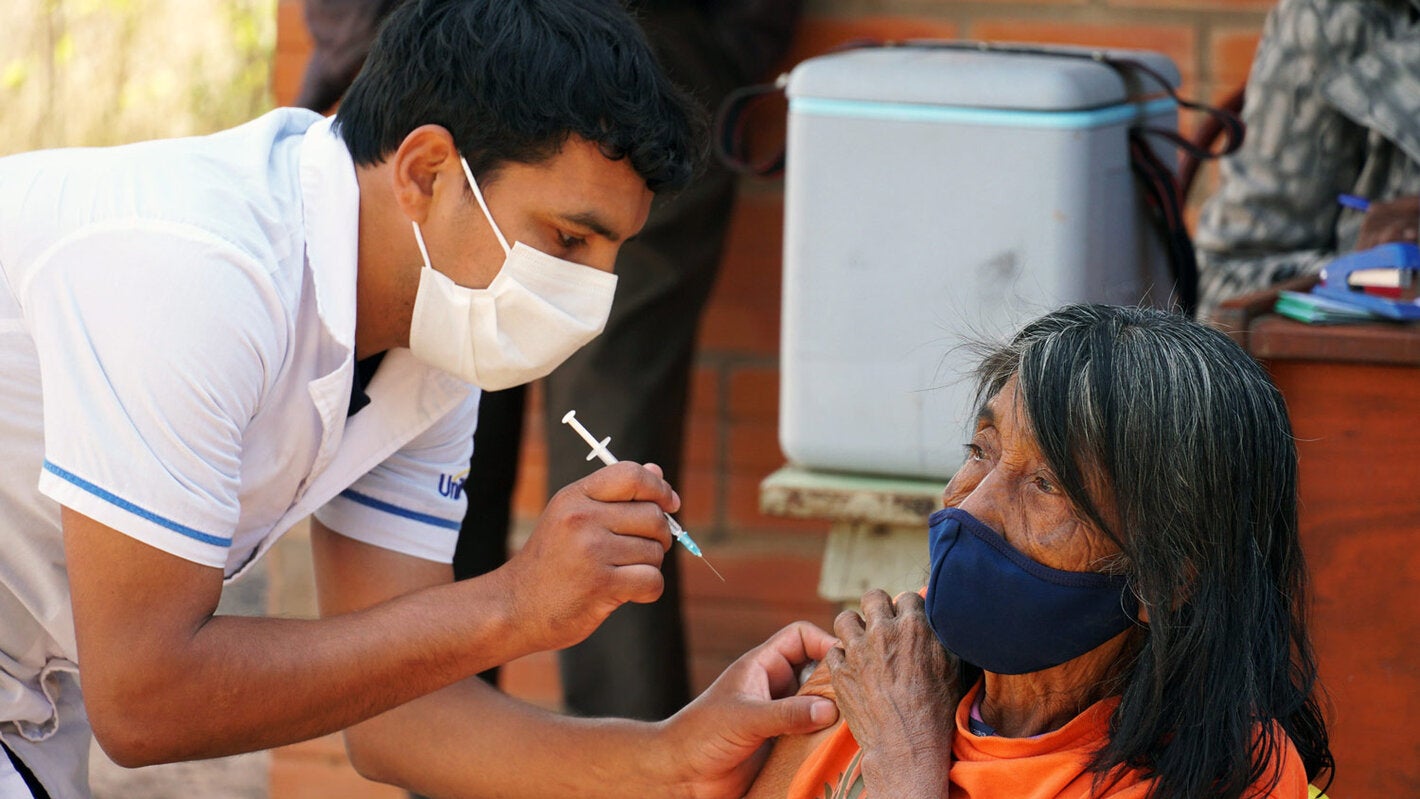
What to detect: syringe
<box><xmin>561</xmin><ymin>410</ymin><xmax>725</xmax><ymax>582</ymax></box>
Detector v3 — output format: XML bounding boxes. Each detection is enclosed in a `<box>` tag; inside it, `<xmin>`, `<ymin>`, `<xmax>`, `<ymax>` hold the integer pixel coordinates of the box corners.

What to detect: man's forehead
<box><xmin>517</xmin><ymin>140</ymin><xmax>652</xmax><ymax>238</ymax></box>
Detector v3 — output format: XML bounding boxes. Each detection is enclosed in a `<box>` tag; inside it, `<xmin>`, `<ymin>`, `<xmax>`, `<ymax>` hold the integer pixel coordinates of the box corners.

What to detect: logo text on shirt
<box><xmin>438</xmin><ymin>470</ymin><xmax>468</xmax><ymax>501</ymax></box>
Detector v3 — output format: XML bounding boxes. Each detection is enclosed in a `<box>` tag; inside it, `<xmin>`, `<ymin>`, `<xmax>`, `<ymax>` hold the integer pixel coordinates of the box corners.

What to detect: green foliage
<box><xmin>0</xmin><ymin>0</ymin><xmax>276</xmax><ymax>155</ymax></box>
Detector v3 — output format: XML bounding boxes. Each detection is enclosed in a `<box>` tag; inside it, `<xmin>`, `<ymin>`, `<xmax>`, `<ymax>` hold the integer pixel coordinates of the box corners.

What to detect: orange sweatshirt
<box><xmin>785</xmin><ymin>680</ymin><xmax>1310</xmax><ymax>799</ymax></box>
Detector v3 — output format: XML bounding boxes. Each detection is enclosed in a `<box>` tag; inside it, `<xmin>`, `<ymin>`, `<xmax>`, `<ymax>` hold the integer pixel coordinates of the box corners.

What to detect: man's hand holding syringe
<box><xmin>490</xmin><ymin>409</ymin><xmax>723</xmax><ymax>656</ymax></box>
<box><xmin>562</xmin><ymin>410</ymin><xmax>723</xmax><ymax>581</ymax></box>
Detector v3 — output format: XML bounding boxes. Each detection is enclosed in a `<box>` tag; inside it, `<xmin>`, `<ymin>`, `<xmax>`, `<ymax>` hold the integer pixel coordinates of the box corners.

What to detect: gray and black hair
<box><xmin>336</xmin><ymin>0</ymin><xmax>700</xmax><ymax>191</ymax></box>
<box><xmin>971</xmin><ymin>304</ymin><xmax>1331</xmax><ymax>799</ymax></box>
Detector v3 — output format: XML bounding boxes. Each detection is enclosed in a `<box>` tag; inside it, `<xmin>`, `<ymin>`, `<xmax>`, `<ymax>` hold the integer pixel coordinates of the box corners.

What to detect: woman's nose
<box><xmin>953</xmin><ymin>468</ymin><xmax>1008</xmax><ymax>534</ymax></box>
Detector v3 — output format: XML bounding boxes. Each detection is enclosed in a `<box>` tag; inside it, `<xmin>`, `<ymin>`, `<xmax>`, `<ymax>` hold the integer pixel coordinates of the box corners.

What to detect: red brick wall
<box><xmin>272</xmin><ymin>0</ymin><xmax>1269</xmax><ymax>690</ymax></box>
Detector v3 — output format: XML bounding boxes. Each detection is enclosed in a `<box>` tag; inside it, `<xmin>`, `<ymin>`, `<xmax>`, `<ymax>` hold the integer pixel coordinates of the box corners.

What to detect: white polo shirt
<box><xmin>0</xmin><ymin>110</ymin><xmax>480</xmax><ymax>797</ymax></box>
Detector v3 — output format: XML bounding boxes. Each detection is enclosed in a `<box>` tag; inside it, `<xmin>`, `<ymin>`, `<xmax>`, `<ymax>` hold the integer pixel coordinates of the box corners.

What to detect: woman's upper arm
<box><xmin>744</xmin><ymin>661</ymin><xmax>843</xmax><ymax>799</ymax></box>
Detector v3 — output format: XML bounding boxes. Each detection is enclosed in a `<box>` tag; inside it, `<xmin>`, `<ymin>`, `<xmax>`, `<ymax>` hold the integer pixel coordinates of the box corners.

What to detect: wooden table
<box><xmin>1214</xmin><ymin>295</ymin><xmax>1420</xmax><ymax>797</ymax></box>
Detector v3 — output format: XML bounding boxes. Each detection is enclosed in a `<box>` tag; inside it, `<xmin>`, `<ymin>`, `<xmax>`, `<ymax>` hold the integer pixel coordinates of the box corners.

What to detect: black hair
<box><xmin>973</xmin><ymin>304</ymin><xmax>1332</xmax><ymax>799</ymax></box>
<box><xmin>334</xmin><ymin>0</ymin><xmax>700</xmax><ymax>191</ymax></box>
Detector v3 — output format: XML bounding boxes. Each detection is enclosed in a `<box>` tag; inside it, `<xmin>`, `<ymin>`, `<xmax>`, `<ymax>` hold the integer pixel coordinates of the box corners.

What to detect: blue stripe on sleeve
<box><xmin>337</xmin><ymin>489</ymin><xmax>463</xmax><ymax>530</ymax></box>
<box><xmin>42</xmin><ymin>460</ymin><xmax>233</xmax><ymax>547</ymax></box>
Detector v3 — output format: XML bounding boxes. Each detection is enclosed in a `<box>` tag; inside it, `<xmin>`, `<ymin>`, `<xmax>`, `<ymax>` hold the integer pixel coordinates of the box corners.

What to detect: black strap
<box><xmin>1</xmin><ymin>739</ymin><xmax>51</xmax><ymax>799</ymax></box>
<box><xmin>1091</xmin><ymin>53</ymin><xmax>1243</xmax><ymax>315</ymax></box>
<box><xmin>1098</xmin><ymin>55</ymin><xmax>1244</xmax><ymax>161</ymax></box>
<box><xmin>713</xmin><ymin>77</ymin><xmax>789</xmax><ymax>177</ymax></box>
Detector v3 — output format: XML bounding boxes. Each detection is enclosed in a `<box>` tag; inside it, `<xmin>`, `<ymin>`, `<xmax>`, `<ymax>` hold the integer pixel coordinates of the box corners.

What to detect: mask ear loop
<box><xmin>411</xmin><ymin>221</ymin><xmax>433</xmax><ymax>269</ymax></box>
<box><xmin>459</xmin><ymin>156</ymin><xmax>511</xmax><ymax>255</ymax></box>
<box><xmin>1125</xmin><ymin>575</ymin><xmax>1151</xmax><ymax>628</ymax></box>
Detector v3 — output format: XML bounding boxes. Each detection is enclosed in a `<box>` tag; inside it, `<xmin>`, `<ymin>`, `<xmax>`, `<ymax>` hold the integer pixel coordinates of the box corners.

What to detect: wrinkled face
<box><xmin>943</xmin><ymin>376</ymin><xmax>1122</xmax><ymax>574</ymax></box>
<box><xmin>420</xmin><ymin>135</ymin><xmax>654</xmax><ymax>289</ymax></box>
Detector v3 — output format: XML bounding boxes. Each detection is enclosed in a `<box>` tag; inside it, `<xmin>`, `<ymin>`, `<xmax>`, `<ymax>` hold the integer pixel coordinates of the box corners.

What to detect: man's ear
<box><xmin>389</xmin><ymin>124</ymin><xmax>460</xmax><ymax>223</ymax></box>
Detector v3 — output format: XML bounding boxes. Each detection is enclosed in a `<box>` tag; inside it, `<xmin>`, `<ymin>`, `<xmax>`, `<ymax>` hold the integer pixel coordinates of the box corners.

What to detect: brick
<box><xmin>511</xmin><ymin>458</ymin><xmax>547</xmax><ymax>521</ymax></box>
<box><xmin>968</xmin><ymin>19</ymin><xmax>1198</xmax><ymax>95</ymax></box>
<box><xmin>680</xmin><ymin>541</ymin><xmax>831</xmax><ymax>604</ymax></box>
<box><xmin>703</xmin><ymin>183</ymin><xmax>784</xmax><ymax>354</ymax></box>
<box><xmin>727</xmin><ymin>366</ymin><xmax>780</xmax><ymax>422</ymax></box>
<box><xmin>709</xmin><ymin>255</ymin><xmax>782</xmax><ymax>314</ymax></box>
<box><xmin>271</xmin><ymin>735</ymin><xmax>404</xmax><ymax>799</ymax></box>
<box><xmin>271</xmin><ymin>52</ymin><xmax>308</xmax><ymax>108</ymax></box>
<box><xmin>688</xmin><ymin>365</ymin><xmax>720</xmax><ymax>419</ymax></box>
<box><xmin>276</xmin><ymin>0</ymin><xmax>312</xmax><ymax>52</ymax></box>
<box><xmin>1107</xmin><ymin>0</ymin><xmax>1274</xmax><ymax>12</ymax></box>
<box><xmin>500</xmin><ymin>650</ymin><xmax>564</xmax><ymax>712</ymax></box>
<box><xmin>676</xmin><ymin>466</ymin><xmax>719</xmax><ymax>530</ymax></box>
<box><xmin>1209</xmin><ymin>26</ymin><xmax>1262</xmax><ymax>94</ymax></box>
<box><xmin>683</xmin><ymin>416</ymin><xmax>719</xmax><ymax>470</ymax></box>
<box><xmin>1184</xmin><ymin>200</ymin><xmax>1204</xmax><ymax>234</ymax></box>
<box><xmin>697</xmin><ymin>303</ymin><xmax>780</xmax><ymax>356</ymax></box>
<box><xmin>728</xmin><ymin>419</ymin><xmax>785</xmax><ymax>472</ymax></box>
<box><xmin>1183</xmin><ymin>160</ymin><xmax>1223</xmax><ymax>215</ymax></box>
<box><xmin>272</xmin><ymin>1</ymin><xmax>311</xmax><ymax>108</ymax></box>
<box><xmin>779</xmin><ymin>16</ymin><xmax>964</xmax><ymax>74</ymax></box>
<box><xmin>718</xmin><ymin>194</ymin><xmax>785</xmax><ymax>286</ymax></box>
<box><xmin>686</xmin><ymin>600</ymin><xmax>838</xmax><ymax>661</ymax></box>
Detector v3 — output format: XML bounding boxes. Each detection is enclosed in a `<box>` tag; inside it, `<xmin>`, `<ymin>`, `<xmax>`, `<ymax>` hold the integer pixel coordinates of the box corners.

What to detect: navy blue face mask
<box><xmin>925</xmin><ymin>507</ymin><xmax>1136</xmax><ymax>675</ymax></box>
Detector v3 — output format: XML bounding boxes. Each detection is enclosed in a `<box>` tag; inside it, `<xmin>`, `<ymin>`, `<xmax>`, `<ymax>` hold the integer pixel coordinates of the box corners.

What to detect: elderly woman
<box><xmin>748</xmin><ymin>304</ymin><xmax>1333</xmax><ymax>799</ymax></box>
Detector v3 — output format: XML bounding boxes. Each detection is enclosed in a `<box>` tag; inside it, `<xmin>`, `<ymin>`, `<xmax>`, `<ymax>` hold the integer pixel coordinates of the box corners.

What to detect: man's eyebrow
<box><xmin>558</xmin><ymin>211</ymin><xmax>620</xmax><ymax>243</ymax></box>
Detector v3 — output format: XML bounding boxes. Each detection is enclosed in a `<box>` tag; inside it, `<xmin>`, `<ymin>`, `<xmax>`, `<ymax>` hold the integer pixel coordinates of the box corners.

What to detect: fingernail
<box><xmin>810</xmin><ymin>699</ymin><xmax>838</xmax><ymax>725</ymax></box>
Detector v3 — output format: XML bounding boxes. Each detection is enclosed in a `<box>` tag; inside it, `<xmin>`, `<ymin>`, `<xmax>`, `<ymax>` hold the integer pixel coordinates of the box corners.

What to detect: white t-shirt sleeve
<box><xmin>314</xmin><ymin>388</ymin><xmax>479</xmax><ymax>563</ymax></box>
<box><xmin>25</xmin><ymin>220</ymin><xmax>281</xmax><ymax>568</ymax></box>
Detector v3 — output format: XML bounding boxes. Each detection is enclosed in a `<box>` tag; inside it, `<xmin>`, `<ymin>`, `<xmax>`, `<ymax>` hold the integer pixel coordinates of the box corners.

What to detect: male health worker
<box><xmin>0</xmin><ymin>2</ymin><xmax>839</xmax><ymax>797</ymax></box>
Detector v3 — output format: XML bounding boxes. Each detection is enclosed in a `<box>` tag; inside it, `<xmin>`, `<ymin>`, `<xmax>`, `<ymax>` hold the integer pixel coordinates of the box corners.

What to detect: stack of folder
<box><xmin>1274</xmin><ymin>291</ymin><xmax>1379</xmax><ymax>324</ymax></box>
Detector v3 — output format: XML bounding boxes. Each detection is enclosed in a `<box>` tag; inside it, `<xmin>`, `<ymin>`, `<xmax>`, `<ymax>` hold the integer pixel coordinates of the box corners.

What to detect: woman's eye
<box><xmin>963</xmin><ymin>443</ymin><xmax>985</xmax><ymax>462</ymax></box>
<box><xmin>1031</xmin><ymin>473</ymin><xmax>1057</xmax><ymax>494</ymax></box>
<box><xmin>557</xmin><ymin>231</ymin><xmax>586</xmax><ymax>250</ymax></box>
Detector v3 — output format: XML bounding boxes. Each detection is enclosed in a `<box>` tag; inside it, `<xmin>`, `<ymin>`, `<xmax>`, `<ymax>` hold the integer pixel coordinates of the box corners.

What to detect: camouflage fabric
<box><xmin>1195</xmin><ymin>0</ymin><xmax>1420</xmax><ymax>319</ymax></box>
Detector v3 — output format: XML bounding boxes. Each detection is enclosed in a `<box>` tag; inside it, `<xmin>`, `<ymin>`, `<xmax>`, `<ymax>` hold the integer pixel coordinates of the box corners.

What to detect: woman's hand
<box><xmin>825</xmin><ymin>589</ymin><xmax>960</xmax><ymax>798</ymax></box>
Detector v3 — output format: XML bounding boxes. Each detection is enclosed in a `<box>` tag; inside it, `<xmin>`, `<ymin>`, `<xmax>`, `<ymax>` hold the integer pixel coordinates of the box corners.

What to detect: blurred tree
<box><xmin>0</xmin><ymin>0</ymin><xmax>274</xmax><ymax>155</ymax></box>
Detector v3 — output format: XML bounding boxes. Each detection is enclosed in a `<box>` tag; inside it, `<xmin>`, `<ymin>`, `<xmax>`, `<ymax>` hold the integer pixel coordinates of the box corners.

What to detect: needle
<box><xmin>561</xmin><ymin>410</ymin><xmax>725</xmax><ymax>582</ymax></box>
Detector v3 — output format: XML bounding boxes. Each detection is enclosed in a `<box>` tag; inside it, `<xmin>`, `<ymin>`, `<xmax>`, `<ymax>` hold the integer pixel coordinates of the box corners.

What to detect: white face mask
<box><xmin>408</xmin><ymin>156</ymin><xmax>618</xmax><ymax>390</ymax></box>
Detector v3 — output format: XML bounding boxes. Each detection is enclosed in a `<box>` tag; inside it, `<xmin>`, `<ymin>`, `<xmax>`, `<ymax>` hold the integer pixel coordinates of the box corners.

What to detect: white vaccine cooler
<box><xmin>779</xmin><ymin>43</ymin><xmax>1179</xmax><ymax>480</ymax></box>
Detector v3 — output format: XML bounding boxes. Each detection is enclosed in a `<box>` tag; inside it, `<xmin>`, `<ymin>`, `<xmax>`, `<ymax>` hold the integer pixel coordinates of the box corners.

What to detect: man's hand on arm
<box><xmin>324</xmin><ymin>464</ymin><xmax>840</xmax><ymax>799</ymax></box>
<box><xmin>330</xmin><ymin>617</ymin><xmax>837</xmax><ymax>799</ymax></box>
<box><xmin>743</xmin><ymin>658</ymin><xmax>842</xmax><ymax>799</ymax></box>
<box><xmin>65</xmin><ymin>458</ymin><xmax>840</xmax><ymax>797</ymax></box>
<box><xmin>660</xmin><ymin>622</ymin><xmax>841</xmax><ymax>799</ymax></box>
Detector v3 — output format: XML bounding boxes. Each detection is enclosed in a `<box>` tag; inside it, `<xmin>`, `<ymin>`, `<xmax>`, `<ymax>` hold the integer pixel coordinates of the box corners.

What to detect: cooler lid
<box><xmin>786</xmin><ymin>42</ymin><xmax>1180</xmax><ymax>111</ymax></box>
